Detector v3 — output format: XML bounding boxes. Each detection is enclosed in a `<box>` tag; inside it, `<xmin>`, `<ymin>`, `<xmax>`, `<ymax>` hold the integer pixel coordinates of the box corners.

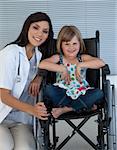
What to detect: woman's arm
<box><xmin>78</xmin><ymin>54</ymin><xmax>105</xmax><ymax>69</ymax></box>
<box><xmin>28</xmin><ymin>75</ymin><xmax>43</xmax><ymax>97</ymax></box>
<box><xmin>0</xmin><ymin>88</ymin><xmax>49</xmax><ymax>120</ymax></box>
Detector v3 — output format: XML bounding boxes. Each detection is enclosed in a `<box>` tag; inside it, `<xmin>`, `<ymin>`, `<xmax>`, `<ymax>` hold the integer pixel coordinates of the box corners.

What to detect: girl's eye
<box><xmin>65</xmin><ymin>43</ymin><xmax>69</xmax><ymax>45</ymax></box>
<box><xmin>73</xmin><ymin>43</ymin><xmax>77</xmax><ymax>45</ymax></box>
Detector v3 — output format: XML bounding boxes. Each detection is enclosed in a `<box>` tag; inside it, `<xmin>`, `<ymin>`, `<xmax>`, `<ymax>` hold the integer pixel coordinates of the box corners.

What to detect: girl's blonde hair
<box><xmin>56</xmin><ymin>25</ymin><xmax>86</xmax><ymax>54</ymax></box>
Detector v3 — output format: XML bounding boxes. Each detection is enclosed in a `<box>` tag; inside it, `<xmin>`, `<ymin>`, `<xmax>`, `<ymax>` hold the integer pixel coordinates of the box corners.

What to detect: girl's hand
<box><xmin>75</xmin><ymin>65</ymin><xmax>82</xmax><ymax>82</ymax></box>
<box><xmin>34</xmin><ymin>102</ymin><xmax>49</xmax><ymax>120</ymax></box>
<box><xmin>61</xmin><ymin>65</ymin><xmax>70</xmax><ymax>84</ymax></box>
<box><xmin>28</xmin><ymin>76</ymin><xmax>42</xmax><ymax>97</ymax></box>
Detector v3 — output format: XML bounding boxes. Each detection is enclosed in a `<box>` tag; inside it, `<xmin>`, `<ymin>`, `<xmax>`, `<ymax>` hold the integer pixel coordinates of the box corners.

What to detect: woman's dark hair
<box><xmin>10</xmin><ymin>12</ymin><xmax>55</xmax><ymax>58</ymax></box>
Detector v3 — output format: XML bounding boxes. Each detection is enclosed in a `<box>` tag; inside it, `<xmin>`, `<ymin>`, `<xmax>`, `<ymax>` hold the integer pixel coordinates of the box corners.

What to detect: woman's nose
<box><xmin>37</xmin><ymin>30</ymin><xmax>43</xmax><ymax>36</ymax></box>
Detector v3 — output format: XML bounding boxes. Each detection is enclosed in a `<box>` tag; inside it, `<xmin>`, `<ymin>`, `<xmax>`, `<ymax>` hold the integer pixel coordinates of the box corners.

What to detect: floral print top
<box><xmin>54</xmin><ymin>63</ymin><xmax>92</xmax><ymax>100</ymax></box>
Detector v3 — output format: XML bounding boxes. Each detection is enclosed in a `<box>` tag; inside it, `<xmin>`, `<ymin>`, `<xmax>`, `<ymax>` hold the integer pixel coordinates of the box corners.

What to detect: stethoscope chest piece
<box><xmin>16</xmin><ymin>75</ymin><xmax>21</xmax><ymax>82</ymax></box>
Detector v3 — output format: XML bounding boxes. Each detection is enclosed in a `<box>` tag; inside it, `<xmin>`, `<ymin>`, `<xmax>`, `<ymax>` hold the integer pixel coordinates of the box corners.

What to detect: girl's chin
<box><xmin>67</xmin><ymin>56</ymin><xmax>76</xmax><ymax>59</ymax></box>
<box><xmin>68</xmin><ymin>54</ymin><xmax>77</xmax><ymax>57</ymax></box>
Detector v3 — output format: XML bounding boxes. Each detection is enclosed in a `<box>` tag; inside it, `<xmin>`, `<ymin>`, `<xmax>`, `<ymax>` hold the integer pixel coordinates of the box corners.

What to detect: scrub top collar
<box><xmin>18</xmin><ymin>46</ymin><xmax>41</xmax><ymax>67</ymax></box>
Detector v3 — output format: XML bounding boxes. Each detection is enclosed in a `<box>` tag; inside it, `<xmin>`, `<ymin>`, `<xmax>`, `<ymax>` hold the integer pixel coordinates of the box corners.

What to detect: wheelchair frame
<box><xmin>35</xmin><ymin>31</ymin><xmax>116</xmax><ymax>150</ymax></box>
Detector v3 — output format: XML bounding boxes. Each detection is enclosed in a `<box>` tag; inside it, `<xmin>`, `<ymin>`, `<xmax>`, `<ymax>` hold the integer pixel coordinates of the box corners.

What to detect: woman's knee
<box><xmin>15</xmin><ymin>145</ymin><xmax>36</xmax><ymax>150</ymax></box>
<box><xmin>0</xmin><ymin>125</ymin><xmax>14</xmax><ymax>150</ymax></box>
<box><xmin>12</xmin><ymin>124</ymin><xmax>36</xmax><ymax>150</ymax></box>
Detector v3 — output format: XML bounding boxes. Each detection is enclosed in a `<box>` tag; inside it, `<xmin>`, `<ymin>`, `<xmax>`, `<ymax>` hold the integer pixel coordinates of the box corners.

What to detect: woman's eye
<box><xmin>33</xmin><ymin>26</ymin><xmax>38</xmax><ymax>30</ymax></box>
<box><xmin>43</xmin><ymin>30</ymin><xmax>49</xmax><ymax>34</ymax></box>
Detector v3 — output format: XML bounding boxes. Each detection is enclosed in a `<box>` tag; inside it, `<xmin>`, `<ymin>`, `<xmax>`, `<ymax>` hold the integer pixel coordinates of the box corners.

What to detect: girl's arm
<box><xmin>39</xmin><ymin>54</ymin><xmax>70</xmax><ymax>83</ymax></box>
<box><xmin>78</xmin><ymin>54</ymin><xmax>105</xmax><ymax>69</ymax></box>
<box><xmin>39</xmin><ymin>54</ymin><xmax>67</xmax><ymax>73</ymax></box>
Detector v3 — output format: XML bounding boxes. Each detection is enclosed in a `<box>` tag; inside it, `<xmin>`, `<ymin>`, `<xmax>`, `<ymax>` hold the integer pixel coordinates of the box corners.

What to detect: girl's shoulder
<box><xmin>80</xmin><ymin>54</ymin><xmax>92</xmax><ymax>61</ymax></box>
<box><xmin>48</xmin><ymin>54</ymin><xmax>60</xmax><ymax>63</ymax></box>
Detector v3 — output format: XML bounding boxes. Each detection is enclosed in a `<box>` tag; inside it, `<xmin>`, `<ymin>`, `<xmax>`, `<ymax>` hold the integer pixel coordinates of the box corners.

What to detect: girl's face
<box><xmin>28</xmin><ymin>21</ymin><xmax>49</xmax><ymax>47</ymax></box>
<box><xmin>61</xmin><ymin>35</ymin><xmax>80</xmax><ymax>58</ymax></box>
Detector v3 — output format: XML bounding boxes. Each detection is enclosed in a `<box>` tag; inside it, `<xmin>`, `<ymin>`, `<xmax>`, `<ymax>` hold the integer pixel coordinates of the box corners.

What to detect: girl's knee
<box><xmin>95</xmin><ymin>89</ymin><xmax>104</xmax><ymax>100</ymax></box>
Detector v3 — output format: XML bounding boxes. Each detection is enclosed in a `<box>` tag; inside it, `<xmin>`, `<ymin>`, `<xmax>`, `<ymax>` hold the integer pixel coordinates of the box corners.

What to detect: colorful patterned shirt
<box><xmin>54</xmin><ymin>63</ymin><xmax>92</xmax><ymax>100</ymax></box>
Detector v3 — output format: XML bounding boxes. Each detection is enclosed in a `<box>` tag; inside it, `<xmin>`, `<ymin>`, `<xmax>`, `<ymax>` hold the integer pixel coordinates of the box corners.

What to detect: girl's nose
<box><xmin>69</xmin><ymin>44</ymin><xmax>74</xmax><ymax>49</ymax></box>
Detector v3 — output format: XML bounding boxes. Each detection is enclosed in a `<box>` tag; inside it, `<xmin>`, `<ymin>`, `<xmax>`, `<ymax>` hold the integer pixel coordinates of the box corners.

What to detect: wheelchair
<box><xmin>35</xmin><ymin>31</ymin><xmax>116</xmax><ymax>150</ymax></box>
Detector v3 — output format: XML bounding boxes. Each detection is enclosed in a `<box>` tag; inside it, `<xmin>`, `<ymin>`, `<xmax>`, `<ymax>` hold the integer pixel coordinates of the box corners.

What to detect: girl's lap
<box><xmin>44</xmin><ymin>85</ymin><xmax>104</xmax><ymax>111</ymax></box>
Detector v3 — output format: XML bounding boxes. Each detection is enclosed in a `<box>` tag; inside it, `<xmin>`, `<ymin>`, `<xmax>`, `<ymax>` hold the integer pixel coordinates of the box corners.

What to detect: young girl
<box><xmin>39</xmin><ymin>25</ymin><xmax>105</xmax><ymax>119</ymax></box>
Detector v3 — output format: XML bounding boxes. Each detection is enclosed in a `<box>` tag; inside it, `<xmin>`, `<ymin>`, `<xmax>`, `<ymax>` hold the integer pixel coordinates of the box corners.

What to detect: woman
<box><xmin>0</xmin><ymin>12</ymin><xmax>54</xmax><ymax>150</ymax></box>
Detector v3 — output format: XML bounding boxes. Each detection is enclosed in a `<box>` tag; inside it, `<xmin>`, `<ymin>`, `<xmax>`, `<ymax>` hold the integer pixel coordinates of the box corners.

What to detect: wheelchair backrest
<box><xmin>84</xmin><ymin>30</ymin><xmax>100</xmax><ymax>88</ymax></box>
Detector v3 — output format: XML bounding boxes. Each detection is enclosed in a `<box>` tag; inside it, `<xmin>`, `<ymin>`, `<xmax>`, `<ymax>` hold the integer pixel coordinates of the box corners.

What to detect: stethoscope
<box><xmin>16</xmin><ymin>51</ymin><xmax>37</xmax><ymax>83</ymax></box>
<box><xmin>16</xmin><ymin>53</ymin><xmax>21</xmax><ymax>82</ymax></box>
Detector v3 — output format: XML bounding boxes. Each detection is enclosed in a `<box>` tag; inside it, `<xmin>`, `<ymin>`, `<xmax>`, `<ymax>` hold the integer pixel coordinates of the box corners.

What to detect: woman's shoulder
<box><xmin>1</xmin><ymin>44</ymin><xmax>22</xmax><ymax>53</ymax></box>
<box><xmin>0</xmin><ymin>44</ymin><xmax>23</xmax><ymax>58</ymax></box>
<box><xmin>0</xmin><ymin>44</ymin><xmax>20</xmax><ymax>63</ymax></box>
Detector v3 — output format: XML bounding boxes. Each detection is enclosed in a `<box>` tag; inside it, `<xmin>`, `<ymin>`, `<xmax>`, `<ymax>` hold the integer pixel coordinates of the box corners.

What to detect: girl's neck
<box><xmin>64</xmin><ymin>56</ymin><xmax>78</xmax><ymax>64</ymax></box>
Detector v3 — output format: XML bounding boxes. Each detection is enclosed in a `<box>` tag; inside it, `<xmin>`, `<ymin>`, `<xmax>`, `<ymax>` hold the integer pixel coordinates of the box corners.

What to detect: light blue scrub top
<box><xmin>5</xmin><ymin>52</ymin><xmax>38</xmax><ymax>125</ymax></box>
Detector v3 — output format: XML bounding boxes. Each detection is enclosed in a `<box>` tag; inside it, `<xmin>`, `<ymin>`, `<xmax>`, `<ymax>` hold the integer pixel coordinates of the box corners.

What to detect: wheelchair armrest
<box><xmin>38</xmin><ymin>69</ymin><xmax>48</xmax><ymax>77</ymax></box>
<box><xmin>101</xmin><ymin>64</ymin><xmax>110</xmax><ymax>85</ymax></box>
<box><xmin>101</xmin><ymin>64</ymin><xmax>110</xmax><ymax>75</ymax></box>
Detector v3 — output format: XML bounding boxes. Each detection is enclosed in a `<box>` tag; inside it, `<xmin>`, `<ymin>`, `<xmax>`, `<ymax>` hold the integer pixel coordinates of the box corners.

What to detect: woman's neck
<box><xmin>25</xmin><ymin>44</ymin><xmax>35</xmax><ymax>60</ymax></box>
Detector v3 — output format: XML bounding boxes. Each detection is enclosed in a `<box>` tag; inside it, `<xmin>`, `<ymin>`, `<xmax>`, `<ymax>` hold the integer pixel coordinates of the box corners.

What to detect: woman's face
<box><xmin>28</xmin><ymin>21</ymin><xmax>49</xmax><ymax>47</ymax></box>
<box><xmin>61</xmin><ymin>35</ymin><xmax>80</xmax><ymax>59</ymax></box>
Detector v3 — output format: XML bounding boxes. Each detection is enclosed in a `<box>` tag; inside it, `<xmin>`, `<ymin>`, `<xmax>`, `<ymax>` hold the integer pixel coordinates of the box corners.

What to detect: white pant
<box><xmin>0</xmin><ymin>122</ymin><xmax>36</xmax><ymax>150</ymax></box>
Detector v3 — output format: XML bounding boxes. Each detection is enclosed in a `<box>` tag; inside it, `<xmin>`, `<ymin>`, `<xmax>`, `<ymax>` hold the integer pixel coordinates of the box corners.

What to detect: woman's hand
<box><xmin>28</xmin><ymin>76</ymin><xmax>42</xmax><ymax>97</ymax></box>
<box><xmin>33</xmin><ymin>102</ymin><xmax>49</xmax><ymax>120</ymax></box>
<box><xmin>0</xmin><ymin>88</ymin><xmax>49</xmax><ymax>120</ymax></box>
